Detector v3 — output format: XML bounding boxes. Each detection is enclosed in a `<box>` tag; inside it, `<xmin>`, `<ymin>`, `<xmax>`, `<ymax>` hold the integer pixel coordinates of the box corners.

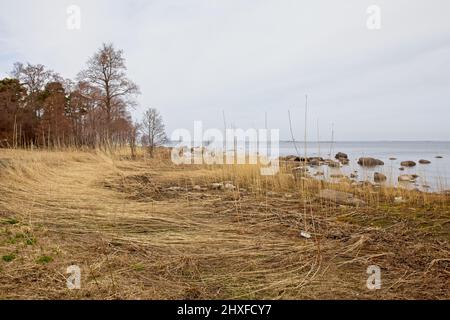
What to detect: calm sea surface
<box><xmin>168</xmin><ymin>141</ymin><xmax>450</xmax><ymax>191</ymax></box>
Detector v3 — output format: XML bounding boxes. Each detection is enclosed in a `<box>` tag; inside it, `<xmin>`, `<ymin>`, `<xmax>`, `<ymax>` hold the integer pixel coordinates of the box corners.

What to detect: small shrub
<box><xmin>132</xmin><ymin>263</ymin><xmax>145</xmax><ymax>271</ymax></box>
<box><xmin>25</xmin><ymin>237</ymin><xmax>37</xmax><ymax>245</ymax></box>
<box><xmin>2</xmin><ymin>218</ymin><xmax>18</xmax><ymax>225</ymax></box>
<box><xmin>36</xmin><ymin>255</ymin><xmax>53</xmax><ymax>264</ymax></box>
<box><xmin>2</xmin><ymin>254</ymin><xmax>16</xmax><ymax>262</ymax></box>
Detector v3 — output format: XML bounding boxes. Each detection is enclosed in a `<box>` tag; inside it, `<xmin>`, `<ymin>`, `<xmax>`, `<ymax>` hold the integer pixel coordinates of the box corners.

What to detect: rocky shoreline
<box><xmin>279</xmin><ymin>152</ymin><xmax>446</xmax><ymax>193</ymax></box>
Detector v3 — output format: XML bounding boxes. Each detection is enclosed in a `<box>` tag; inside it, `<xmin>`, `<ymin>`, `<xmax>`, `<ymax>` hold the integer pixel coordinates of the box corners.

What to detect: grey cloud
<box><xmin>1</xmin><ymin>0</ymin><xmax>449</xmax><ymax>140</ymax></box>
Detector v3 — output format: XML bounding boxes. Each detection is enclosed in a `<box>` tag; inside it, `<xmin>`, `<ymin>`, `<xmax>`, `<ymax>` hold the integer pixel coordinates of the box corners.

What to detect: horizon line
<box><xmin>167</xmin><ymin>140</ymin><xmax>450</xmax><ymax>143</ymax></box>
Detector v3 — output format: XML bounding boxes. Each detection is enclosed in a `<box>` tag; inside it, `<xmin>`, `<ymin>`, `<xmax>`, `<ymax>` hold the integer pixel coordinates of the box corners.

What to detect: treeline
<box><xmin>0</xmin><ymin>43</ymin><xmax>141</xmax><ymax>149</ymax></box>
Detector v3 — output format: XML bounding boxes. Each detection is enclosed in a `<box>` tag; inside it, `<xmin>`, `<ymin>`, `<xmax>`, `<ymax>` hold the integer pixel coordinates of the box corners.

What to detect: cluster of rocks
<box><xmin>281</xmin><ymin>152</ymin><xmax>440</xmax><ymax>169</ymax></box>
<box><xmin>280</xmin><ymin>155</ymin><xmax>325</xmax><ymax>165</ymax></box>
<box><xmin>210</xmin><ymin>182</ymin><xmax>237</xmax><ymax>191</ymax></box>
<box><xmin>398</xmin><ymin>159</ymin><xmax>432</xmax><ymax>170</ymax></box>
<box><xmin>280</xmin><ymin>152</ymin><xmax>351</xmax><ymax>168</ymax></box>
<box><xmin>279</xmin><ymin>151</ymin><xmax>442</xmax><ymax>190</ymax></box>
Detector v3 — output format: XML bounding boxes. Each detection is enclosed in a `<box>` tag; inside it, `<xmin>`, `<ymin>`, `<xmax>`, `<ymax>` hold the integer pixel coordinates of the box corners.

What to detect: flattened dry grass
<box><xmin>0</xmin><ymin>148</ymin><xmax>449</xmax><ymax>299</ymax></box>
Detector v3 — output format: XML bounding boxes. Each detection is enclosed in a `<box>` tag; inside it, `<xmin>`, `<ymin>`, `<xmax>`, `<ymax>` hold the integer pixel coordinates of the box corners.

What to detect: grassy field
<box><xmin>0</xmin><ymin>148</ymin><xmax>449</xmax><ymax>299</ymax></box>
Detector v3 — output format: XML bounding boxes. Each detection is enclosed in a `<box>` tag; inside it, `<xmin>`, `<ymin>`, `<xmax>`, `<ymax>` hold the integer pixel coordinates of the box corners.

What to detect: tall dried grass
<box><xmin>0</xmin><ymin>148</ymin><xmax>448</xmax><ymax>299</ymax></box>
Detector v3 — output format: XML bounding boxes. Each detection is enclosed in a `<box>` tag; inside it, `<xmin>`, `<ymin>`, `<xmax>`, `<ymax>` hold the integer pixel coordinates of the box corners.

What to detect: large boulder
<box><xmin>374</xmin><ymin>172</ymin><xmax>387</xmax><ymax>182</ymax></box>
<box><xmin>357</xmin><ymin>157</ymin><xmax>384</xmax><ymax>167</ymax></box>
<box><xmin>400</xmin><ymin>161</ymin><xmax>416</xmax><ymax>167</ymax></box>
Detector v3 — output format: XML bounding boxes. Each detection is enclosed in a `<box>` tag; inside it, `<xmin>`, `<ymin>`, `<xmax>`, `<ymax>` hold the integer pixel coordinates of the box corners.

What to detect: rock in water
<box><xmin>335</xmin><ymin>152</ymin><xmax>348</xmax><ymax>160</ymax></box>
<box><xmin>400</xmin><ymin>161</ymin><xmax>416</xmax><ymax>167</ymax></box>
<box><xmin>398</xmin><ymin>174</ymin><xmax>419</xmax><ymax>182</ymax></box>
<box><xmin>318</xmin><ymin>189</ymin><xmax>366</xmax><ymax>206</ymax></box>
<box><xmin>357</xmin><ymin>157</ymin><xmax>384</xmax><ymax>167</ymax></box>
<box><xmin>374</xmin><ymin>172</ymin><xmax>387</xmax><ymax>182</ymax></box>
<box><xmin>335</xmin><ymin>152</ymin><xmax>349</xmax><ymax>165</ymax></box>
<box><xmin>418</xmin><ymin>159</ymin><xmax>431</xmax><ymax>164</ymax></box>
<box><xmin>435</xmin><ymin>156</ymin><xmax>443</xmax><ymax>159</ymax></box>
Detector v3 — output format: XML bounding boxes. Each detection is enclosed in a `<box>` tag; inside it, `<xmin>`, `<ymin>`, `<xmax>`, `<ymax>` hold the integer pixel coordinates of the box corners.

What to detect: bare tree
<box><xmin>11</xmin><ymin>63</ymin><xmax>60</xmax><ymax>121</ymax></box>
<box><xmin>141</xmin><ymin>108</ymin><xmax>167</xmax><ymax>157</ymax></box>
<box><xmin>128</xmin><ymin>122</ymin><xmax>140</xmax><ymax>160</ymax></box>
<box><xmin>78</xmin><ymin>43</ymin><xmax>139</xmax><ymax>137</ymax></box>
<box><xmin>11</xmin><ymin>62</ymin><xmax>60</xmax><ymax>96</ymax></box>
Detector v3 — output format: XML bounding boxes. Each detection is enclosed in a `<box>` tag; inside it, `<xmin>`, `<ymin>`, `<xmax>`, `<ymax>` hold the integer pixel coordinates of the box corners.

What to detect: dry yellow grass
<box><xmin>0</xmin><ymin>148</ymin><xmax>449</xmax><ymax>299</ymax></box>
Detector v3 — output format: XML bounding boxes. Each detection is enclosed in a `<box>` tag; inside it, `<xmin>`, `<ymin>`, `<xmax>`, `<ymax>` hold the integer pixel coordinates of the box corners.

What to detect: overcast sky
<box><xmin>1</xmin><ymin>0</ymin><xmax>449</xmax><ymax>140</ymax></box>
